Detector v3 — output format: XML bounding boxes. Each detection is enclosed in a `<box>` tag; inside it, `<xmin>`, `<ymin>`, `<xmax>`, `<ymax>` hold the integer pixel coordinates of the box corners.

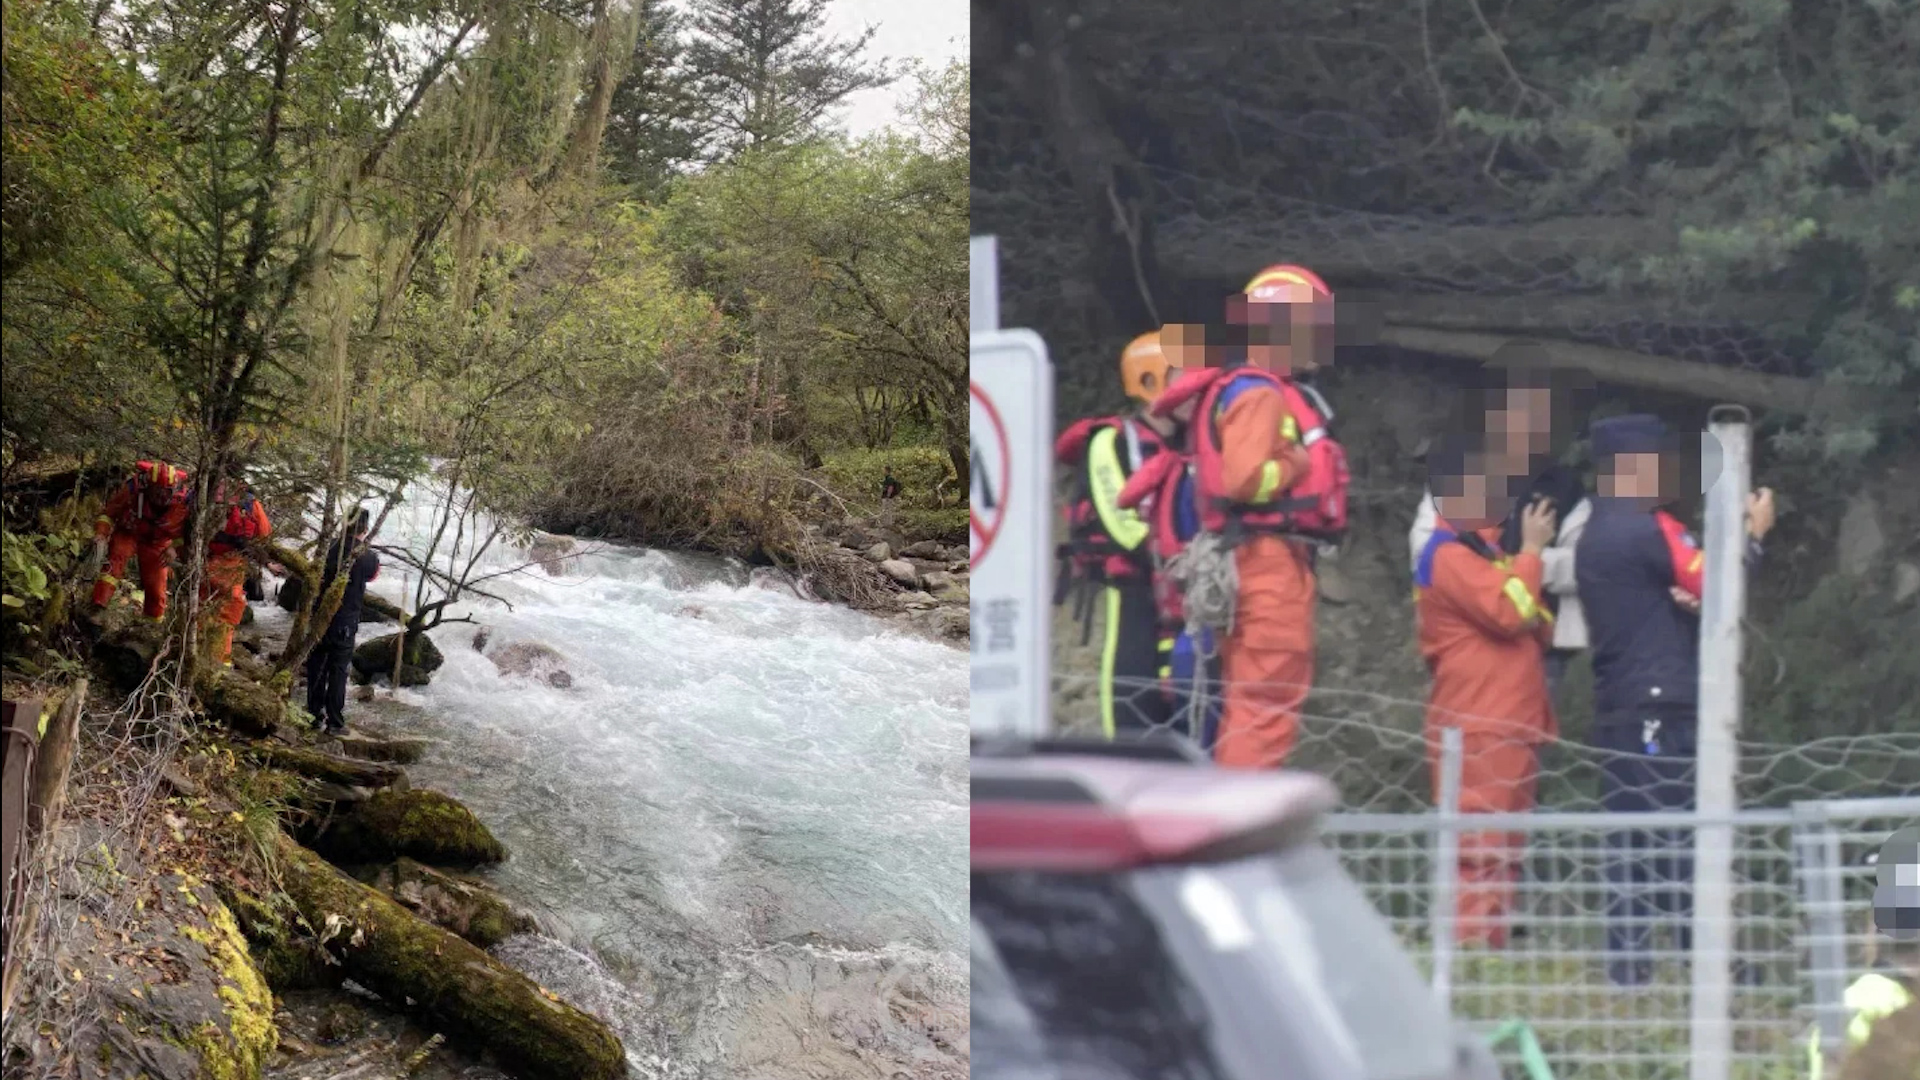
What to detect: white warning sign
<box><xmin>969</xmin><ymin>329</ymin><xmax>1053</xmax><ymax>739</ymax></box>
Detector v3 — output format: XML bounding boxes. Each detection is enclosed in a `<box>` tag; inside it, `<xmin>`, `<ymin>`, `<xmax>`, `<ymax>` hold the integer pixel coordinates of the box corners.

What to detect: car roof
<box><xmin>972</xmin><ymin>744</ymin><xmax>1340</xmax><ymax>872</ymax></box>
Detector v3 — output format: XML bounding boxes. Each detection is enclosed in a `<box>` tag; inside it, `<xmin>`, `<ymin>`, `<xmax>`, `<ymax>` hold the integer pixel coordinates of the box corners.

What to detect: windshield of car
<box><xmin>971</xmin><ymin>838</ymin><xmax>1456</xmax><ymax>1080</ymax></box>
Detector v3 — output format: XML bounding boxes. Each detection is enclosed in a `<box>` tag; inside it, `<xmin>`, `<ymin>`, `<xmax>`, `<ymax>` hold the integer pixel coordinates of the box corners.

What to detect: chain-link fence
<box><xmin>1053</xmin><ymin>672</ymin><xmax>1920</xmax><ymax>1080</ymax></box>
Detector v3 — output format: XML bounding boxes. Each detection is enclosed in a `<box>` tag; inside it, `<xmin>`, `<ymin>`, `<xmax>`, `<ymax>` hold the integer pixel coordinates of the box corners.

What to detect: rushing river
<box><xmin>262</xmin><ymin>489</ymin><xmax>969</xmax><ymax>1079</ymax></box>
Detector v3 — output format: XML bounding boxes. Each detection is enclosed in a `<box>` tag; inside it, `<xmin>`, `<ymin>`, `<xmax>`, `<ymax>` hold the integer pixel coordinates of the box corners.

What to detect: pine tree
<box><xmin>684</xmin><ymin>0</ymin><xmax>892</xmax><ymax>156</ymax></box>
<box><xmin>603</xmin><ymin>0</ymin><xmax>705</xmax><ymax>200</ymax></box>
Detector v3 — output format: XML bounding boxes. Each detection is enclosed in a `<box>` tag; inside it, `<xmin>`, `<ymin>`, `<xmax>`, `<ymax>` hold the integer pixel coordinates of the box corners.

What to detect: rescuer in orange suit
<box><xmin>1208</xmin><ymin>265</ymin><xmax>1329</xmax><ymax>768</ymax></box>
<box><xmin>90</xmin><ymin>460</ymin><xmax>193</xmax><ymax>619</ymax></box>
<box><xmin>1152</xmin><ymin>263</ymin><xmax>1336</xmax><ymax>764</ymax></box>
<box><xmin>202</xmin><ymin>481</ymin><xmax>272</xmax><ymax>666</ymax></box>
<box><xmin>1414</xmin><ymin>435</ymin><xmax>1559</xmax><ymax>948</ymax></box>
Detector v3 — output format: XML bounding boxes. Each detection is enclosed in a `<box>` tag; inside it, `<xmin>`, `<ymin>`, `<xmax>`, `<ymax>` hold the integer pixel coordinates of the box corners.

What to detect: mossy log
<box><xmin>334</xmin><ymin>731</ymin><xmax>429</xmax><ymax>764</ymax></box>
<box><xmin>194</xmin><ymin>667</ymin><xmax>282</xmax><ymax>737</ymax></box>
<box><xmin>307</xmin><ymin>788</ymin><xmax>506</xmax><ymax>868</ymax></box>
<box><xmin>244</xmin><ymin>744</ymin><xmax>407</xmax><ymax>789</ymax></box>
<box><xmin>273</xmin><ymin>836</ymin><xmax>626</xmax><ymax>1080</ymax></box>
<box><xmin>364</xmin><ymin>857</ymin><xmax>537</xmax><ymax>949</ymax></box>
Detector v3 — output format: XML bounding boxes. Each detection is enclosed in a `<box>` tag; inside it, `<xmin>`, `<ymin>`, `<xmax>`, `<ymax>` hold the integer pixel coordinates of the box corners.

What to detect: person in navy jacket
<box><xmin>1575</xmin><ymin>413</ymin><xmax>1776</xmax><ymax>985</ymax></box>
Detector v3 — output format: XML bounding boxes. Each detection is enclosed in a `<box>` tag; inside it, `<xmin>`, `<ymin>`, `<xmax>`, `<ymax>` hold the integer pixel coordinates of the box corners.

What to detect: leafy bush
<box><xmin>820</xmin><ymin>445</ymin><xmax>955</xmax><ymax>512</ymax></box>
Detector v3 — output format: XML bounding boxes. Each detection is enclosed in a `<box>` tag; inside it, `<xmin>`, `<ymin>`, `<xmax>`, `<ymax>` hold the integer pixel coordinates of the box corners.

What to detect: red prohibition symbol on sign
<box><xmin>970</xmin><ymin>381</ymin><xmax>1011</xmax><ymax>569</ymax></box>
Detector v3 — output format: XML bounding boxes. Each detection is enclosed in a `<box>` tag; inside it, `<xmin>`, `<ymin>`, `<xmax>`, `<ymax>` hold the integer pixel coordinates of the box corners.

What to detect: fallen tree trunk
<box><xmin>272</xmin><ymin>835</ymin><xmax>626</xmax><ymax>1080</ymax></box>
<box><xmin>1373</xmin><ymin>325</ymin><xmax>1911</xmax><ymax>420</ymax></box>
<box><xmin>243</xmin><ymin>744</ymin><xmax>407</xmax><ymax>790</ymax></box>
<box><xmin>364</xmin><ymin>858</ymin><xmax>537</xmax><ymax>949</ymax></box>
<box><xmin>335</xmin><ymin>732</ymin><xmax>429</xmax><ymax>765</ymax></box>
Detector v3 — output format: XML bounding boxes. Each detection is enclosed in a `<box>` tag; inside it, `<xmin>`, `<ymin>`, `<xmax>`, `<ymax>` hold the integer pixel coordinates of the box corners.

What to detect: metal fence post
<box><xmin>1432</xmin><ymin>726</ymin><xmax>1463</xmax><ymax>1003</ymax></box>
<box><xmin>1691</xmin><ymin>406</ymin><xmax>1750</xmax><ymax>1080</ymax></box>
<box><xmin>971</xmin><ymin>236</ymin><xmax>1000</xmax><ymax>333</ymax></box>
<box><xmin>1793</xmin><ymin>802</ymin><xmax>1849</xmax><ymax>1063</ymax></box>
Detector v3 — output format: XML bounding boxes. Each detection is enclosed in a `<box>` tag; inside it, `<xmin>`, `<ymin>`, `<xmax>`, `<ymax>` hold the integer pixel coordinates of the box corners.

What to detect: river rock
<box><xmin>879</xmin><ymin>559</ymin><xmax>919</xmax><ymax>586</ymax></box>
<box><xmin>920</xmin><ymin>571</ymin><xmax>957</xmax><ymax>594</ymax></box>
<box><xmin>526</xmin><ymin>532</ymin><xmax>576</xmax><ymax>577</ymax></box>
<box><xmin>308</xmin><ymin>788</ymin><xmax>507</xmax><ymax>867</ymax></box>
<box><xmin>947</xmin><ymin>559</ymin><xmax>969</xmax><ymax>574</ymax></box>
<box><xmin>486</xmin><ymin>641</ymin><xmax>574</xmax><ymax>689</ymax></box>
<box><xmin>351</xmin><ymin>631</ymin><xmax>444</xmax><ymax>687</ymax></box>
<box><xmin>896</xmin><ymin>591</ymin><xmax>939</xmax><ymax>610</ymax></box>
<box><xmin>902</xmin><ymin>540</ymin><xmax>946</xmax><ymax>560</ymax></box>
<box><xmin>367</xmin><ymin>858</ymin><xmax>537</xmax><ymax>949</ymax></box>
<box><xmin>863</xmin><ymin>541</ymin><xmax>892</xmax><ymax>562</ymax></box>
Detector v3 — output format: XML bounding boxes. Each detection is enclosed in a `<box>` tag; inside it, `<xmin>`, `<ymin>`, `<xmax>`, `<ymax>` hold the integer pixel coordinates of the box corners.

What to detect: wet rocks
<box><xmin>307</xmin><ymin>788</ymin><xmax>506</xmax><ymax>867</ymax></box>
<box><xmin>485</xmin><ymin>640</ymin><xmax>574</xmax><ymax>689</ymax></box>
<box><xmin>366</xmin><ymin>857</ymin><xmax>537</xmax><ymax>949</ymax></box>
<box><xmin>879</xmin><ymin>558</ymin><xmax>920</xmax><ymax>586</ymax></box>
<box><xmin>525</xmin><ymin>532</ymin><xmax>576</xmax><ymax>577</ymax></box>
<box><xmin>350</xmin><ymin>632</ymin><xmax>444</xmax><ymax>687</ymax></box>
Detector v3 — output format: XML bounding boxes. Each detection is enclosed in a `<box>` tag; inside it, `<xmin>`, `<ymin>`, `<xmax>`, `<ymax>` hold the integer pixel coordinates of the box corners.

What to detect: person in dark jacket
<box><xmin>305</xmin><ymin>508</ymin><xmax>381</xmax><ymax>734</ymax></box>
<box><xmin>1574</xmin><ymin>413</ymin><xmax>1776</xmax><ymax>985</ymax></box>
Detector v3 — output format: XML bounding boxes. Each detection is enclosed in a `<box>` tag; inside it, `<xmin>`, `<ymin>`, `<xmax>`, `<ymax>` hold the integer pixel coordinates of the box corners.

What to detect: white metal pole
<box><xmin>971</xmin><ymin>236</ymin><xmax>1000</xmax><ymax>334</ymax></box>
<box><xmin>1691</xmin><ymin>406</ymin><xmax>1750</xmax><ymax>1080</ymax></box>
<box><xmin>1432</xmin><ymin>726</ymin><xmax>1463</xmax><ymax>1003</ymax></box>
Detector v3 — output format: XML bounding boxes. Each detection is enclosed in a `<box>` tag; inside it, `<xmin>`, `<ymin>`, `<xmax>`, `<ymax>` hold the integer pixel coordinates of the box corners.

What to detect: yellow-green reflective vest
<box><xmin>1806</xmin><ymin>972</ymin><xmax>1914</xmax><ymax>1080</ymax></box>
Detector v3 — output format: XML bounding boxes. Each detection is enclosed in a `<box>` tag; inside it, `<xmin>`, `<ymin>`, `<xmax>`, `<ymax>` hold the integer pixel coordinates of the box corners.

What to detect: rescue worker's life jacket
<box><xmin>1053</xmin><ymin>415</ymin><xmax>1165</xmax><ymax>643</ymax></box>
<box><xmin>1117</xmin><ymin>446</ymin><xmax>1203</xmax><ymax>629</ymax></box>
<box><xmin>1805</xmin><ymin>971</ymin><xmax>1916</xmax><ymax>1080</ymax></box>
<box><xmin>1155</xmin><ymin>365</ymin><xmax>1351</xmax><ymax>543</ymax></box>
<box><xmin>205</xmin><ymin>486</ymin><xmax>266</xmax><ymax>557</ymax></box>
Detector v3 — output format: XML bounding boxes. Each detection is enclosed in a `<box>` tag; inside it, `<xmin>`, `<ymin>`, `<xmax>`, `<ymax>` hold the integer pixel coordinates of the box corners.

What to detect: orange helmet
<box><xmin>1242</xmin><ymin>264</ymin><xmax>1333</xmax><ymax>306</ymax></box>
<box><xmin>1120</xmin><ymin>331</ymin><xmax>1175</xmax><ymax>404</ymax></box>
<box><xmin>136</xmin><ymin>460</ymin><xmax>186</xmax><ymax>488</ymax></box>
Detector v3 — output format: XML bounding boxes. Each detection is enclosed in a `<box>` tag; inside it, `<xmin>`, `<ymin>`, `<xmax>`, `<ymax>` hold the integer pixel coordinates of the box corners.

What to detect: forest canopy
<box><xmin>3</xmin><ymin>0</ymin><xmax>968</xmax><ymax>574</ymax></box>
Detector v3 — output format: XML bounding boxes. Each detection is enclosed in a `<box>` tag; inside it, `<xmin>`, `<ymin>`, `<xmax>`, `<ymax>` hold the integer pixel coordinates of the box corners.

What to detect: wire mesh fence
<box><xmin>1054</xmin><ymin>672</ymin><xmax>1920</xmax><ymax>1080</ymax></box>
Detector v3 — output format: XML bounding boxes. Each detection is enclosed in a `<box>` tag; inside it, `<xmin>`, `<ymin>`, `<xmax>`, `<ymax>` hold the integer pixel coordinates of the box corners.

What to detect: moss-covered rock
<box><xmin>309</xmin><ymin>788</ymin><xmax>506</xmax><ymax>867</ymax></box>
<box><xmin>366</xmin><ymin>858</ymin><xmax>537</xmax><ymax>948</ymax></box>
<box><xmin>274</xmin><ymin>835</ymin><xmax>625</xmax><ymax>1080</ymax></box>
<box><xmin>350</xmin><ymin>631</ymin><xmax>444</xmax><ymax>686</ymax></box>
<box><xmin>177</xmin><ymin>897</ymin><xmax>280</xmax><ymax>1080</ymax></box>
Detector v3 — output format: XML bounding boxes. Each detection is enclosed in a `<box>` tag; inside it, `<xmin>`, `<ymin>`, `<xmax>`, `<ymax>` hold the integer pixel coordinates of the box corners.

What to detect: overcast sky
<box><xmin>820</xmin><ymin>0</ymin><xmax>967</xmax><ymax>136</ymax></box>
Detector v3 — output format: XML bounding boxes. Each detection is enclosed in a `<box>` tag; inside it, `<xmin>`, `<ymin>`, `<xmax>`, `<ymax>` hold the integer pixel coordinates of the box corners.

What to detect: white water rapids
<box><xmin>260</xmin><ymin>487</ymin><xmax>969</xmax><ymax>1079</ymax></box>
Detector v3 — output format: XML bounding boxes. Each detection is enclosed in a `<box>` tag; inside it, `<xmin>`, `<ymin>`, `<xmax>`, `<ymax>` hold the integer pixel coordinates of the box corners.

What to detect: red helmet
<box><xmin>136</xmin><ymin>460</ymin><xmax>187</xmax><ymax>488</ymax></box>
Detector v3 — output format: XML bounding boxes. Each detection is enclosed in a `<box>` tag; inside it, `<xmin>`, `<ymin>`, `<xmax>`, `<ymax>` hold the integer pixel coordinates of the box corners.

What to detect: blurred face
<box><xmin>1228</xmin><ymin>288</ymin><xmax>1334</xmax><ymax>374</ymax></box>
<box><xmin>1486</xmin><ymin>386</ymin><xmax>1553</xmax><ymax>474</ymax></box>
<box><xmin>1600</xmin><ymin>451</ymin><xmax>1666</xmax><ymax>499</ymax></box>
<box><xmin>1432</xmin><ymin>458</ymin><xmax>1506</xmax><ymax>530</ymax></box>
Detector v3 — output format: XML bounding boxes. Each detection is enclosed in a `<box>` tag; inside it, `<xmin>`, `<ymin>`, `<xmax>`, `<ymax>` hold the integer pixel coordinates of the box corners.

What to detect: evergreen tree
<box><xmin>604</xmin><ymin>0</ymin><xmax>705</xmax><ymax>200</ymax></box>
<box><xmin>685</xmin><ymin>0</ymin><xmax>892</xmax><ymax>156</ymax></box>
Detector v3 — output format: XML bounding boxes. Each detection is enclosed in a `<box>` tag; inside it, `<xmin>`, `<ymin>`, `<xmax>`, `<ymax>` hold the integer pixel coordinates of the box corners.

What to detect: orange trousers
<box><xmin>1214</xmin><ymin>536</ymin><xmax>1316</xmax><ymax>769</ymax></box>
<box><xmin>1428</xmin><ymin>726</ymin><xmax>1538</xmax><ymax>948</ymax></box>
<box><xmin>202</xmin><ymin>553</ymin><xmax>249</xmax><ymax>665</ymax></box>
<box><xmin>92</xmin><ymin>531</ymin><xmax>172</xmax><ymax>618</ymax></box>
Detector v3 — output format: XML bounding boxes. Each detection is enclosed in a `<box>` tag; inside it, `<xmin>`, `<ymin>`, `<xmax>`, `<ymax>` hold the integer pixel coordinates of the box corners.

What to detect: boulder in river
<box><xmin>920</xmin><ymin>570</ymin><xmax>957</xmax><ymax>594</ymax></box>
<box><xmin>525</xmin><ymin>532</ymin><xmax>576</xmax><ymax>577</ymax></box>
<box><xmin>878</xmin><ymin>559</ymin><xmax>919</xmax><ymax>586</ymax></box>
<box><xmin>308</xmin><ymin>788</ymin><xmax>506</xmax><ymax>867</ymax></box>
<box><xmin>863</xmin><ymin>541</ymin><xmax>892</xmax><ymax>563</ymax></box>
<box><xmin>486</xmin><ymin>640</ymin><xmax>574</xmax><ymax>689</ymax></box>
<box><xmin>351</xmin><ymin>631</ymin><xmax>444</xmax><ymax>687</ymax></box>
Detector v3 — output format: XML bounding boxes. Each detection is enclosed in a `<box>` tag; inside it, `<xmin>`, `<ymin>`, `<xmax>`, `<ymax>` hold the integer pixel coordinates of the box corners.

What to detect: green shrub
<box><xmin>893</xmin><ymin>507</ymin><xmax>969</xmax><ymax>545</ymax></box>
<box><xmin>820</xmin><ymin>445</ymin><xmax>955</xmax><ymax>511</ymax></box>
